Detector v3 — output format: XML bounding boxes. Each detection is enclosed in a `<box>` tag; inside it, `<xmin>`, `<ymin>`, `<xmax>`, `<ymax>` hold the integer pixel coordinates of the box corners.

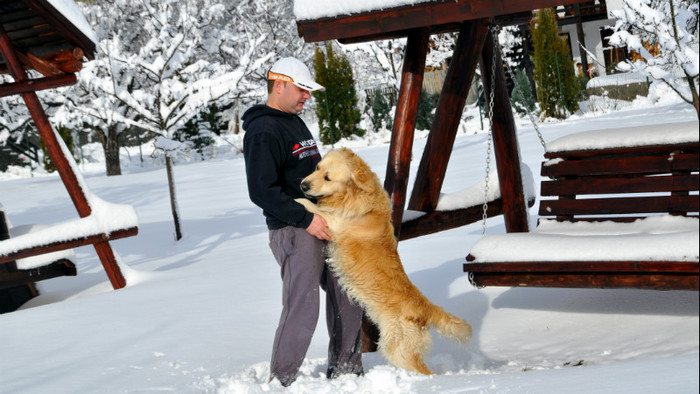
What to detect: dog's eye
<box><xmin>324</xmin><ymin>174</ymin><xmax>331</xmax><ymax>181</ymax></box>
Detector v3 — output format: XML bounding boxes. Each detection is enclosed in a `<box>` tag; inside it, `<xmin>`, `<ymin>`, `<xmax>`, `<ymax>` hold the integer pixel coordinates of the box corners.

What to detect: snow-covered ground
<box><xmin>0</xmin><ymin>91</ymin><xmax>698</xmax><ymax>393</ymax></box>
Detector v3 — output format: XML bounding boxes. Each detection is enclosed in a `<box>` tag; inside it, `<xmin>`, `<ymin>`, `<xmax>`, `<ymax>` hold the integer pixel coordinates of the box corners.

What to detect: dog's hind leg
<box><xmin>379</xmin><ymin>320</ymin><xmax>434</xmax><ymax>375</ymax></box>
<box><xmin>408</xmin><ymin>352</ymin><xmax>433</xmax><ymax>375</ymax></box>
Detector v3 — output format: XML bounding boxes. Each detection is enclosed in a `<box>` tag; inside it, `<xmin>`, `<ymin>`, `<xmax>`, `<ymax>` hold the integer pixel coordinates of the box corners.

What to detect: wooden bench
<box><xmin>0</xmin><ymin>207</ymin><xmax>76</xmax><ymax>312</ymax></box>
<box><xmin>0</xmin><ymin>203</ymin><xmax>138</xmax><ymax>313</ymax></box>
<box><xmin>463</xmin><ymin>124</ymin><xmax>699</xmax><ymax>290</ymax></box>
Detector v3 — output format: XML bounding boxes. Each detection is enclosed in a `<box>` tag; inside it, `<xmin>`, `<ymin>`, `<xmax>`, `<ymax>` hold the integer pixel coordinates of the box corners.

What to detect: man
<box><xmin>241</xmin><ymin>57</ymin><xmax>364</xmax><ymax>387</ymax></box>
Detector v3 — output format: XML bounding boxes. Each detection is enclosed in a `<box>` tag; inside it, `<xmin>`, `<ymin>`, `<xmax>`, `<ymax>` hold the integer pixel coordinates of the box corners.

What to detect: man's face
<box><xmin>277</xmin><ymin>82</ymin><xmax>312</xmax><ymax>114</ymax></box>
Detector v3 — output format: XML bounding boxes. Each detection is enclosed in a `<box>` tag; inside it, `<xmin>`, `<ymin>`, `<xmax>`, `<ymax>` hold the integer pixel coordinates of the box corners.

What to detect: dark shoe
<box><xmin>327</xmin><ymin>364</ymin><xmax>364</xmax><ymax>379</ymax></box>
<box><xmin>270</xmin><ymin>374</ymin><xmax>296</xmax><ymax>387</ymax></box>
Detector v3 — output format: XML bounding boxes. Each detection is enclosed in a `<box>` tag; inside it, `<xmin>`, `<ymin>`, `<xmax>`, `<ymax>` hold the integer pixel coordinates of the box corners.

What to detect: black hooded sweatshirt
<box><xmin>242</xmin><ymin>104</ymin><xmax>321</xmax><ymax>230</ymax></box>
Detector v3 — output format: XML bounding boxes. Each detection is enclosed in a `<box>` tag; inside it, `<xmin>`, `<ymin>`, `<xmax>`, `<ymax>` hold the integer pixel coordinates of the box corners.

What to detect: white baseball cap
<box><xmin>268</xmin><ymin>57</ymin><xmax>325</xmax><ymax>92</ymax></box>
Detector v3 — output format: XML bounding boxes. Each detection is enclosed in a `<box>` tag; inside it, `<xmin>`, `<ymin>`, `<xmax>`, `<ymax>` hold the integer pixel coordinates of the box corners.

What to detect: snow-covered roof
<box><xmin>293</xmin><ymin>0</ymin><xmax>433</xmax><ymax>21</ymax></box>
<box><xmin>47</xmin><ymin>0</ymin><xmax>98</xmax><ymax>45</ymax></box>
<box><xmin>293</xmin><ymin>0</ymin><xmax>580</xmax><ymax>44</ymax></box>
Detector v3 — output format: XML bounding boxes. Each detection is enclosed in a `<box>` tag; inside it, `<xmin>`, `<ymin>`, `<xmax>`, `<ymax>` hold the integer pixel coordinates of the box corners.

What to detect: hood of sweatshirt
<box><xmin>242</xmin><ymin>104</ymin><xmax>298</xmax><ymax>131</ymax></box>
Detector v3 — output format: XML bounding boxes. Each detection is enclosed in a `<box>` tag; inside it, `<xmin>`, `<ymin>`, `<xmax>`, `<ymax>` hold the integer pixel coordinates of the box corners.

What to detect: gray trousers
<box><xmin>268</xmin><ymin>226</ymin><xmax>363</xmax><ymax>386</ymax></box>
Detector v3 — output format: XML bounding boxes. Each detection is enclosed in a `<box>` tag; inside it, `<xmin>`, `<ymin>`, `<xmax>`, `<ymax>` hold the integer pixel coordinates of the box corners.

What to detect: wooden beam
<box><xmin>400</xmin><ymin>197</ymin><xmax>536</xmax><ymax>241</ymax></box>
<box><xmin>401</xmin><ymin>198</ymin><xmax>503</xmax><ymax>241</ymax></box>
<box><xmin>336</xmin><ymin>12</ymin><xmax>531</xmax><ymax>45</ymax></box>
<box><xmin>539</xmin><ymin>195</ymin><xmax>699</xmax><ymax>217</ymax></box>
<box><xmin>19</xmin><ymin>52</ymin><xmax>64</xmax><ymax>77</ymax></box>
<box><xmin>541</xmin><ymin>153</ymin><xmax>699</xmax><ymax>177</ymax></box>
<box><xmin>40</xmin><ymin>48</ymin><xmax>84</xmax><ymax>73</ymax></box>
<box><xmin>541</xmin><ymin>175</ymin><xmax>700</xmax><ymax>196</ymax></box>
<box><xmin>0</xmin><ymin>227</ymin><xmax>138</xmax><ymax>265</ymax></box>
<box><xmin>544</xmin><ymin>142</ymin><xmax>699</xmax><ymax>159</ymax></box>
<box><xmin>465</xmin><ymin>272</ymin><xmax>699</xmax><ymax>290</ymax></box>
<box><xmin>14</xmin><ymin>50</ymin><xmax>84</xmax><ymax>77</ymax></box>
<box><xmin>296</xmin><ymin>0</ymin><xmax>590</xmax><ymax>43</ymax></box>
<box><xmin>0</xmin><ymin>74</ymin><xmax>77</xmax><ymax>98</ymax></box>
<box><xmin>479</xmin><ymin>28</ymin><xmax>529</xmax><ymax>233</ymax></box>
<box><xmin>408</xmin><ymin>19</ymin><xmax>489</xmax><ymax>212</ymax></box>
<box><xmin>464</xmin><ymin>260</ymin><xmax>699</xmax><ymax>273</ymax></box>
<box><xmin>383</xmin><ymin>28</ymin><xmax>430</xmax><ymax>240</ymax></box>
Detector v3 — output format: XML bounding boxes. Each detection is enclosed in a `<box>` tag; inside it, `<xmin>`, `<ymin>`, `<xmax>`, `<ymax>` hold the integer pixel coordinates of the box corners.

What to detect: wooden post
<box><xmin>0</xmin><ymin>74</ymin><xmax>77</xmax><ymax>98</ymax></box>
<box><xmin>0</xmin><ymin>25</ymin><xmax>126</xmax><ymax>289</ymax></box>
<box><xmin>479</xmin><ymin>29</ymin><xmax>529</xmax><ymax>233</ymax></box>
<box><xmin>383</xmin><ymin>28</ymin><xmax>430</xmax><ymax>239</ymax></box>
<box><xmin>408</xmin><ymin>19</ymin><xmax>490</xmax><ymax>212</ymax></box>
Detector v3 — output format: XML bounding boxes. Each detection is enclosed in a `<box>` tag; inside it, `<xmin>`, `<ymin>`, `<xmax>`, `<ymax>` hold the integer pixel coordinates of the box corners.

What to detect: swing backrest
<box><xmin>538</xmin><ymin>142</ymin><xmax>699</xmax><ymax>222</ymax></box>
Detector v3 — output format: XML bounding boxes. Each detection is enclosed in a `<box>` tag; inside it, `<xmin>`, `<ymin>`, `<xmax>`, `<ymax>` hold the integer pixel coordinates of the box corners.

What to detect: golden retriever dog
<box><xmin>296</xmin><ymin>148</ymin><xmax>471</xmax><ymax>375</ymax></box>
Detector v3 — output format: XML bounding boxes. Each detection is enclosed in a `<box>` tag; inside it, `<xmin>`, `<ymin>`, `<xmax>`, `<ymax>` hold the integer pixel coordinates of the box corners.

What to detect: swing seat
<box><xmin>464</xmin><ymin>122</ymin><xmax>700</xmax><ymax>290</ymax></box>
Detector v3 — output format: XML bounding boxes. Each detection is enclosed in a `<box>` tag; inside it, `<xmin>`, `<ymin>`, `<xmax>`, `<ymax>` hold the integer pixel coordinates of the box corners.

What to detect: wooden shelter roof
<box><xmin>1</xmin><ymin>0</ymin><xmax>131</xmax><ymax>303</ymax></box>
<box><xmin>0</xmin><ymin>0</ymin><xmax>95</xmax><ymax>76</ymax></box>
<box><xmin>296</xmin><ymin>0</ymin><xmax>589</xmax><ymax>43</ymax></box>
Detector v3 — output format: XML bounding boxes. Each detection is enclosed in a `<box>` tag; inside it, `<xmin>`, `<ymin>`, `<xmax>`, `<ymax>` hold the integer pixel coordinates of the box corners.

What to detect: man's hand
<box><xmin>306</xmin><ymin>213</ymin><xmax>331</xmax><ymax>241</ymax></box>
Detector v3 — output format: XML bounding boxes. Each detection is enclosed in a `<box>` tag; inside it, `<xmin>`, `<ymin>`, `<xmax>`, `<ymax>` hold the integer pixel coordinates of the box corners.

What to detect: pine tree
<box><xmin>41</xmin><ymin>126</ymin><xmax>79</xmax><ymax>172</ymax></box>
<box><xmin>511</xmin><ymin>68</ymin><xmax>537</xmax><ymax>116</ymax></box>
<box><xmin>415</xmin><ymin>90</ymin><xmax>439</xmax><ymax>131</ymax></box>
<box><xmin>530</xmin><ymin>8</ymin><xmax>581</xmax><ymax>118</ymax></box>
<box><xmin>312</xmin><ymin>43</ymin><xmax>364</xmax><ymax>145</ymax></box>
<box><xmin>367</xmin><ymin>88</ymin><xmax>393</xmax><ymax>132</ymax></box>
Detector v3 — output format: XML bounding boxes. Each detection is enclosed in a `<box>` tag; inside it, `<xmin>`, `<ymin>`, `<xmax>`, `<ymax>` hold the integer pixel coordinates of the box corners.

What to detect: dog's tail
<box><xmin>430</xmin><ymin>307</ymin><xmax>472</xmax><ymax>344</ymax></box>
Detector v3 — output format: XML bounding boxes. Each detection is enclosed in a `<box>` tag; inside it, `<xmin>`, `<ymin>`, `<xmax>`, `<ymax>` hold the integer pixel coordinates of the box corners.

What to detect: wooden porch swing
<box><xmin>464</xmin><ymin>123</ymin><xmax>699</xmax><ymax>290</ymax></box>
<box><xmin>1</xmin><ymin>0</ymin><xmax>138</xmax><ymax>313</ymax></box>
<box><xmin>295</xmin><ymin>0</ymin><xmax>698</xmax><ymax>290</ymax></box>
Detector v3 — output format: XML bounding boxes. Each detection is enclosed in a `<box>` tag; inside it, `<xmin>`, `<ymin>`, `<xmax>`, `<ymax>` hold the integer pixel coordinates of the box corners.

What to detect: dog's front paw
<box><xmin>295</xmin><ymin>198</ymin><xmax>317</xmax><ymax>212</ymax></box>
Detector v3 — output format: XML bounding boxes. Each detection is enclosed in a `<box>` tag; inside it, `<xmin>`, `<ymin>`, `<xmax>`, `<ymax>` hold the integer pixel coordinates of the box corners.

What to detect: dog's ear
<box><xmin>350</xmin><ymin>156</ymin><xmax>376</xmax><ymax>194</ymax></box>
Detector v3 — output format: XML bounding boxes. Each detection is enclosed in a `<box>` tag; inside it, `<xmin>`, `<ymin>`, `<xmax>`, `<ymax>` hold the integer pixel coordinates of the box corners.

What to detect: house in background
<box><xmin>556</xmin><ymin>0</ymin><xmax>640</xmax><ymax>78</ymax></box>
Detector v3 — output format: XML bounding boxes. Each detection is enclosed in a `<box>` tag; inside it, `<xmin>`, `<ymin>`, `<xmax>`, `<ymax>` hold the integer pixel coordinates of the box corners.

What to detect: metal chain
<box><xmin>502</xmin><ymin>47</ymin><xmax>547</xmax><ymax>150</ymax></box>
<box><xmin>481</xmin><ymin>24</ymin><xmax>498</xmax><ymax>235</ymax></box>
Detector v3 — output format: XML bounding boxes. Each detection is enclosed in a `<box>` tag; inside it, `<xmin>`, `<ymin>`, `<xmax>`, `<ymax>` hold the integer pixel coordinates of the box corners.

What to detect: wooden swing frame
<box><xmin>294</xmin><ymin>0</ymin><xmax>700</xmax><ymax>351</ymax></box>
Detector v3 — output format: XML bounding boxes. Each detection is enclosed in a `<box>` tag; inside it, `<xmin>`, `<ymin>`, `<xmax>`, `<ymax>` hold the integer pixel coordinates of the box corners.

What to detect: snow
<box><xmin>436</xmin><ymin>163</ymin><xmax>535</xmax><ymax>212</ymax></box>
<box><xmin>545</xmin><ymin>119</ymin><xmax>699</xmax><ymax>152</ymax></box>
<box><xmin>0</xmin><ymin>97</ymin><xmax>697</xmax><ymax>392</ymax></box>
<box><xmin>8</xmin><ymin>224</ymin><xmax>77</xmax><ymax>270</ymax></box>
<box><xmin>293</xmin><ymin>0</ymin><xmax>433</xmax><ymax>21</ymax></box>
<box><xmin>586</xmin><ymin>72</ymin><xmax>650</xmax><ymax>89</ymax></box>
<box><xmin>469</xmin><ymin>216</ymin><xmax>699</xmax><ymax>262</ymax></box>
